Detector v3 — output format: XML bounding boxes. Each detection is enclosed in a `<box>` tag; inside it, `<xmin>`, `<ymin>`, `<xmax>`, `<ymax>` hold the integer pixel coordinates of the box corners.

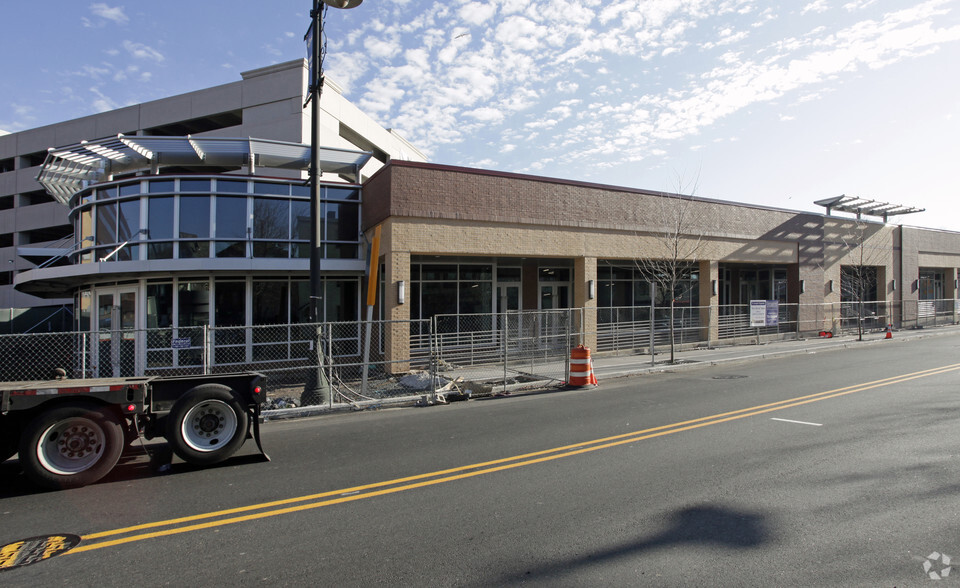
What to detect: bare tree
<box><xmin>836</xmin><ymin>218</ymin><xmax>885</xmax><ymax>341</ymax></box>
<box><xmin>634</xmin><ymin>175</ymin><xmax>706</xmax><ymax>364</ymax></box>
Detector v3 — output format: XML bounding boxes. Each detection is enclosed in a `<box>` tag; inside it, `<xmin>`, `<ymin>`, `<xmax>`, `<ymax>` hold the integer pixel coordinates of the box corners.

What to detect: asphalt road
<box><xmin>2</xmin><ymin>334</ymin><xmax>960</xmax><ymax>586</ymax></box>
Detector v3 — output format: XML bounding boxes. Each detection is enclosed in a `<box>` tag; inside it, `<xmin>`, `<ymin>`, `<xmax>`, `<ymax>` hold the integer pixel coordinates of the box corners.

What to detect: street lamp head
<box><xmin>322</xmin><ymin>0</ymin><xmax>362</xmax><ymax>8</ymax></box>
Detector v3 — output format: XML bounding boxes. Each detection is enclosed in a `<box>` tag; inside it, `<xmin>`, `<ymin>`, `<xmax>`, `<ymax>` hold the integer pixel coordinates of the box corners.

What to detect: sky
<box><xmin>2</xmin><ymin>1</ymin><xmax>959</xmax><ymax>230</ymax></box>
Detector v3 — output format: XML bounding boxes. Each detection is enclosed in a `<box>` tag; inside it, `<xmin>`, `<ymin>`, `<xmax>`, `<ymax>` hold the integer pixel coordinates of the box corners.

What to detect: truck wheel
<box><xmin>1</xmin><ymin>436</ymin><xmax>16</xmax><ymax>463</ymax></box>
<box><xmin>167</xmin><ymin>385</ymin><xmax>249</xmax><ymax>466</ymax></box>
<box><xmin>19</xmin><ymin>403</ymin><xmax>124</xmax><ymax>489</ymax></box>
<box><xmin>1</xmin><ymin>418</ymin><xmax>17</xmax><ymax>462</ymax></box>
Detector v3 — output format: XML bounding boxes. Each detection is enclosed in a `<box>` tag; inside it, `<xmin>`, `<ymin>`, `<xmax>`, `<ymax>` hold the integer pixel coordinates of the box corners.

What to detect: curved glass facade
<box><xmin>52</xmin><ymin>173</ymin><xmax>367</xmax><ymax>376</ymax></box>
<box><xmin>71</xmin><ymin>175</ymin><xmax>360</xmax><ymax>265</ymax></box>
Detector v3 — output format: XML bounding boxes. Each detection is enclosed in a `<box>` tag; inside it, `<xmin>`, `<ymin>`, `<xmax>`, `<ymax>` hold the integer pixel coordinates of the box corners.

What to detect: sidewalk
<box><xmin>592</xmin><ymin>325</ymin><xmax>955</xmax><ymax>379</ymax></box>
<box><xmin>261</xmin><ymin>324</ymin><xmax>960</xmax><ymax>420</ymax></box>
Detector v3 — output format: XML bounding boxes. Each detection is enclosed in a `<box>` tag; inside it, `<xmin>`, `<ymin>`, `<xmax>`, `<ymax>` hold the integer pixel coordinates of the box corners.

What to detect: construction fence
<box><xmin>0</xmin><ymin>299</ymin><xmax>956</xmax><ymax>406</ymax></box>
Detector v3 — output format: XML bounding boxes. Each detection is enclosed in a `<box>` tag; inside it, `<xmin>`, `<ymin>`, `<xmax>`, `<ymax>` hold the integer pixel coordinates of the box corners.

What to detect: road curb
<box><xmin>262</xmin><ymin>326</ymin><xmax>960</xmax><ymax>420</ymax></box>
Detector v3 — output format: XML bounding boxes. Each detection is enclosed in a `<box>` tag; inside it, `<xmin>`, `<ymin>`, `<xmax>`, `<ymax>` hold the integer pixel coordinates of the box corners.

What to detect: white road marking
<box><xmin>771</xmin><ymin>417</ymin><xmax>822</xmax><ymax>427</ymax></box>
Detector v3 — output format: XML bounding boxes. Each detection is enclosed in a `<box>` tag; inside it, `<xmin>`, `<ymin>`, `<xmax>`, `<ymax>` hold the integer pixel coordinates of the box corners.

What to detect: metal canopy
<box><xmin>37</xmin><ymin>135</ymin><xmax>373</xmax><ymax>204</ymax></box>
<box><xmin>814</xmin><ymin>194</ymin><xmax>924</xmax><ymax>222</ymax></box>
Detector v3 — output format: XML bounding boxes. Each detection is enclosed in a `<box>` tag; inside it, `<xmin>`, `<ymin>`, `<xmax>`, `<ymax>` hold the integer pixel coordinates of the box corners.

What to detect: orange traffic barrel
<box><xmin>569</xmin><ymin>345</ymin><xmax>597</xmax><ymax>387</ymax></box>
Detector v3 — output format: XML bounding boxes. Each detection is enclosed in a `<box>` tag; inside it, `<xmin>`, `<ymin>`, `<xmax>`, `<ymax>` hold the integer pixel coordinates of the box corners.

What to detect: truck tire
<box><xmin>18</xmin><ymin>403</ymin><xmax>124</xmax><ymax>489</ymax></box>
<box><xmin>166</xmin><ymin>385</ymin><xmax>249</xmax><ymax>466</ymax></box>
<box><xmin>1</xmin><ymin>433</ymin><xmax>16</xmax><ymax>463</ymax></box>
<box><xmin>1</xmin><ymin>417</ymin><xmax>17</xmax><ymax>462</ymax></box>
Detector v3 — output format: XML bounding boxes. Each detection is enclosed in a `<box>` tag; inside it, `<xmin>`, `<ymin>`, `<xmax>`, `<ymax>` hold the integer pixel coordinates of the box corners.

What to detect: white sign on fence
<box><xmin>750</xmin><ymin>300</ymin><xmax>779</xmax><ymax>327</ymax></box>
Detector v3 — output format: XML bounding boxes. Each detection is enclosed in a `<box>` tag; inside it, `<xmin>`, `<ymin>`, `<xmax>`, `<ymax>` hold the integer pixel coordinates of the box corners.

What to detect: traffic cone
<box><xmin>589</xmin><ymin>358</ymin><xmax>598</xmax><ymax>386</ymax></box>
<box><xmin>885</xmin><ymin>324</ymin><xmax>892</xmax><ymax>339</ymax></box>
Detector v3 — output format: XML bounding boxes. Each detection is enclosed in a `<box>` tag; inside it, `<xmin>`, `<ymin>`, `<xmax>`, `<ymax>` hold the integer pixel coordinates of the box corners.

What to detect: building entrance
<box><xmin>95</xmin><ymin>287</ymin><xmax>138</xmax><ymax>377</ymax></box>
<box><xmin>539</xmin><ymin>285</ymin><xmax>570</xmax><ymax>310</ymax></box>
<box><xmin>497</xmin><ymin>283</ymin><xmax>521</xmax><ymax>312</ymax></box>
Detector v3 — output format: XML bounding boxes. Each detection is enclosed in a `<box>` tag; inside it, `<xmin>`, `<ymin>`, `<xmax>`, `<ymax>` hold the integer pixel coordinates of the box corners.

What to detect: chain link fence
<box><xmin>1</xmin><ymin>300</ymin><xmax>957</xmax><ymax>406</ymax></box>
<box><xmin>431</xmin><ymin>310</ymin><xmax>574</xmax><ymax>394</ymax></box>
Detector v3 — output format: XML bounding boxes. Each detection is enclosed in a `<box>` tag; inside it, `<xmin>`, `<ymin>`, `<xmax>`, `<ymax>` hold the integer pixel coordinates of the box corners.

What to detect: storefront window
<box><xmin>253</xmin><ymin>182</ymin><xmax>289</xmax><ymax>196</ymax></box>
<box><xmin>148</xmin><ymin>196</ymin><xmax>174</xmax><ymax>259</ymax></box>
<box><xmin>918</xmin><ymin>269</ymin><xmax>944</xmax><ymax>300</ymax></box>
<box><xmin>215</xmin><ymin>196</ymin><xmax>247</xmax><ymax>257</ymax></box>
<box><xmin>117</xmin><ymin>198</ymin><xmax>140</xmax><ymax>261</ymax></box>
<box><xmin>291</xmin><ymin>200</ymin><xmax>310</xmax><ymax>259</ymax></box>
<box><xmin>291</xmin><ymin>280</ymin><xmax>311</xmax><ymax>323</ymax></box>
<box><xmin>179</xmin><ymin>195</ymin><xmax>210</xmax><ymax>258</ymax></box>
<box><xmin>96</xmin><ymin>203</ymin><xmax>117</xmax><ymax>246</ymax></box>
<box><xmin>214</xmin><ymin>280</ymin><xmax>246</xmax><ymax>363</ymax></box>
<box><xmin>177</xmin><ymin>281</ymin><xmax>209</xmax><ymax>366</ymax></box>
<box><xmin>215</xmin><ymin>280</ymin><xmax>246</xmax><ymax>327</ymax></box>
<box><xmin>146</xmin><ymin>283</ymin><xmax>173</xmax><ymax>368</ymax></box>
<box><xmin>147</xmin><ymin>283</ymin><xmax>173</xmax><ymax>329</ymax></box>
<box><xmin>253</xmin><ymin>281</ymin><xmax>287</xmax><ymax>325</ymax></box>
<box><xmin>180</xmin><ymin>179</ymin><xmax>209</xmax><ymax>192</ymax></box>
<box><xmin>79</xmin><ymin>204</ymin><xmax>94</xmax><ymax>264</ymax></box>
<box><xmin>253</xmin><ymin>198</ymin><xmax>290</xmax><ymax>258</ymax></box>
<box><xmin>178</xmin><ymin>281</ymin><xmax>209</xmax><ymax>327</ymax></box>
<box><xmin>149</xmin><ymin>180</ymin><xmax>174</xmax><ymax>193</ymax></box>
<box><xmin>325</xmin><ymin>279</ymin><xmax>359</xmax><ymax>323</ymax></box>
<box><xmin>77</xmin><ymin>290</ymin><xmax>91</xmax><ymax>332</ymax></box>
<box><xmin>324</xmin><ymin>201</ymin><xmax>359</xmax><ymax>242</ymax></box>
<box><xmin>217</xmin><ymin>179</ymin><xmax>248</xmax><ymax>194</ymax></box>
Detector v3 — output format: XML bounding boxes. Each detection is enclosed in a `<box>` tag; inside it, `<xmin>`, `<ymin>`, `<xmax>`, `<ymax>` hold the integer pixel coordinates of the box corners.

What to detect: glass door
<box><xmin>497</xmin><ymin>283</ymin><xmax>521</xmax><ymax>313</ymax></box>
<box><xmin>498</xmin><ymin>282</ymin><xmax>522</xmax><ymax>348</ymax></box>
<box><xmin>95</xmin><ymin>287</ymin><xmax>138</xmax><ymax>377</ymax></box>
<box><xmin>539</xmin><ymin>285</ymin><xmax>569</xmax><ymax>310</ymax></box>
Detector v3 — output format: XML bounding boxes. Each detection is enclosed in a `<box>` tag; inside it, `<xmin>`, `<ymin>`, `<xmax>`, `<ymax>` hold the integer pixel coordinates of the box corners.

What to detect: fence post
<box><xmin>565</xmin><ymin>309</ymin><xmax>571</xmax><ymax>384</ymax></box>
<box><xmin>649</xmin><ymin>304</ymin><xmax>655</xmax><ymax>367</ymax></box>
<box><xmin>502</xmin><ymin>312</ymin><xmax>508</xmax><ymax>392</ymax></box>
<box><xmin>81</xmin><ymin>332</ymin><xmax>88</xmax><ymax>378</ymax></box>
<box><xmin>428</xmin><ymin>320</ymin><xmax>438</xmax><ymax>403</ymax></box>
<box><xmin>326</xmin><ymin>323</ymin><xmax>334</xmax><ymax>409</ymax></box>
<box><xmin>203</xmin><ymin>325</ymin><xmax>211</xmax><ymax>375</ymax></box>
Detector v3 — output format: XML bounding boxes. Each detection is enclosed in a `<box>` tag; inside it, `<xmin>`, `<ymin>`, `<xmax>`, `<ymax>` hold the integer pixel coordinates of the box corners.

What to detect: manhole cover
<box><xmin>0</xmin><ymin>534</ymin><xmax>81</xmax><ymax>571</ymax></box>
<box><xmin>712</xmin><ymin>375</ymin><xmax>748</xmax><ymax>379</ymax></box>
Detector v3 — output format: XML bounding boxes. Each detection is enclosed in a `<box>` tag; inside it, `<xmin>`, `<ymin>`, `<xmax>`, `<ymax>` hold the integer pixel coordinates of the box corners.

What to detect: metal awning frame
<box><xmin>37</xmin><ymin>135</ymin><xmax>373</xmax><ymax>204</ymax></box>
<box><xmin>814</xmin><ymin>194</ymin><xmax>925</xmax><ymax>223</ymax></box>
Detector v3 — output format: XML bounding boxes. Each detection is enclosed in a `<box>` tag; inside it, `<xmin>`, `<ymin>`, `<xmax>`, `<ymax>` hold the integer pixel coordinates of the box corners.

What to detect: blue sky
<box><xmin>2</xmin><ymin>1</ymin><xmax>959</xmax><ymax>230</ymax></box>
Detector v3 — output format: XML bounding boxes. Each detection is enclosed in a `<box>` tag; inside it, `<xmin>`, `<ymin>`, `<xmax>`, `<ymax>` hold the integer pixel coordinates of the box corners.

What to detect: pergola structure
<box><xmin>815</xmin><ymin>195</ymin><xmax>924</xmax><ymax>223</ymax></box>
<box><xmin>37</xmin><ymin>134</ymin><xmax>371</xmax><ymax>204</ymax></box>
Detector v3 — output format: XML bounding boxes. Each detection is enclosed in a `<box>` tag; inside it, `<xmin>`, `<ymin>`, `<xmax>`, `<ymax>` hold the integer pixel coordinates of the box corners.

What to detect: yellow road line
<box><xmin>70</xmin><ymin>362</ymin><xmax>960</xmax><ymax>554</ymax></box>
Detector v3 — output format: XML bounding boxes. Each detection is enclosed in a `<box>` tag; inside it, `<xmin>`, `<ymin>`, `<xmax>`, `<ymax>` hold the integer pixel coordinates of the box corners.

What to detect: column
<box><xmin>699</xmin><ymin>260</ymin><xmax>719</xmax><ymax>343</ymax></box>
<box><xmin>574</xmin><ymin>256</ymin><xmax>597</xmax><ymax>350</ymax></box>
<box><xmin>382</xmin><ymin>248</ymin><xmax>410</xmax><ymax>374</ymax></box>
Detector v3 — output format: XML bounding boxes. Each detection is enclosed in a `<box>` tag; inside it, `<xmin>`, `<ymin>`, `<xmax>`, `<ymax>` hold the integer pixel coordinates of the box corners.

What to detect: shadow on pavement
<box><xmin>497</xmin><ymin>503</ymin><xmax>772</xmax><ymax>584</ymax></box>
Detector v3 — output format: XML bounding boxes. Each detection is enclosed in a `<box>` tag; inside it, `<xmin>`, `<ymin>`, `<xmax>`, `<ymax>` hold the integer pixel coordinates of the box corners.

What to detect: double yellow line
<box><xmin>71</xmin><ymin>362</ymin><xmax>960</xmax><ymax>555</ymax></box>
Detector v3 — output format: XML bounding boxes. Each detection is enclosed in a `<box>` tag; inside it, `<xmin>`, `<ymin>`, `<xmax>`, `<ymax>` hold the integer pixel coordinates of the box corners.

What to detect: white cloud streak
<box><xmin>322</xmin><ymin>0</ymin><xmax>960</xmax><ymax>171</ymax></box>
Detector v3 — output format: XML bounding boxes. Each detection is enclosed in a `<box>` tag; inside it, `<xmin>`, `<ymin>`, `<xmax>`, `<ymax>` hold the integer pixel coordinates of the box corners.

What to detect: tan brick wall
<box><xmin>361</xmin><ymin>161</ymin><xmax>960</xmax><ymax>338</ymax></box>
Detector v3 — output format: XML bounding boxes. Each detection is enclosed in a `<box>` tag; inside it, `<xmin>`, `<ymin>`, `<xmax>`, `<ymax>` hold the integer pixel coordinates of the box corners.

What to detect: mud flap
<box><xmin>249</xmin><ymin>404</ymin><xmax>270</xmax><ymax>461</ymax></box>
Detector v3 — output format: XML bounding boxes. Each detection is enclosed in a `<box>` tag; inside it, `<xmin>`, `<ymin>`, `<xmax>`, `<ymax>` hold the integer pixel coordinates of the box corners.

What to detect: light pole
<box><xmin>305</xmin><ymin>0</ymin><xmax>362</xmax><ymax>405</ymax></box>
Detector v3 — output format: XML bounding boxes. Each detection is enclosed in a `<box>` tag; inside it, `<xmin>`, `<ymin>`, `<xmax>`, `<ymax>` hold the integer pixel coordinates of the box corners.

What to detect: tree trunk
<box><xmin>669</xmin><ymin>300</ymin><xmax>676</xmax><ymax>364</ymax></box>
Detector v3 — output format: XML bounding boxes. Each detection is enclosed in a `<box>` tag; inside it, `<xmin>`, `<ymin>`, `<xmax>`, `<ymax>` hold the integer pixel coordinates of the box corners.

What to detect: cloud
<box><xmin>365</xmin><ymin>36</ymin><xmax>402</xmax><ymax>59</ymax></box>
<box><xmin>89</xmin><ymin>86</ymin><xmax>120</xmax><ymax>112</ymax></box>
<box><xmin>459</xmin><ymin>2</ymin><xmax>497</xmax><ymax>26</ymax></box>
<box><xmin>85</xmin><ymin>3</ymin><xmax>128</xmax><ymax>26</ymax></box>
<box><xmin>122</xmin><ymin>40</ymin><xmax>164</xmax><ymax>62</ymax></box>
<box><xmin>464</xmin><ymin>106</ymin><xmax>504</xmax><ymax>123</ymax></box>
<box><xmin>331</xmin><ymin>0</ymin><xmax>960</xmax><ymax>173</ymax></box>
<box><xmin>801</xmin><ymin>1</ymin><xmax>830</xmax><ymax>16</ymax></box>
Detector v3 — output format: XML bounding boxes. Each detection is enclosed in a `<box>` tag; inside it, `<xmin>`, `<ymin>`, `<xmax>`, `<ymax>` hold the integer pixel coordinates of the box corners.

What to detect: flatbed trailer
<box><xmin>0</xmin><ymin>372</ymin><xmax>267</xmax><ymax>489</ymax></box>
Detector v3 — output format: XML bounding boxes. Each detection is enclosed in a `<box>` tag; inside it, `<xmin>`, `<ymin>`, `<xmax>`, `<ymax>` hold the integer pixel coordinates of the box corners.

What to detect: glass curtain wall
<box><xmin>410</xmin><ymin>261</ymin><xmax>497</xmax><ymax>334</ymax></box>
<box><xmin>598</xmin><ymin>262</ymin><xmax>698</xmax><ymax>323</ymax></box>
<box><xmin>78</xmin><ymin>276</ymin><xmax>363</xmax><ymax>372</ymax></box>
<box><xmin>72</xmin><ymin>177</ymin><xmax>361</xmax><ymax>264</ymax></box>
